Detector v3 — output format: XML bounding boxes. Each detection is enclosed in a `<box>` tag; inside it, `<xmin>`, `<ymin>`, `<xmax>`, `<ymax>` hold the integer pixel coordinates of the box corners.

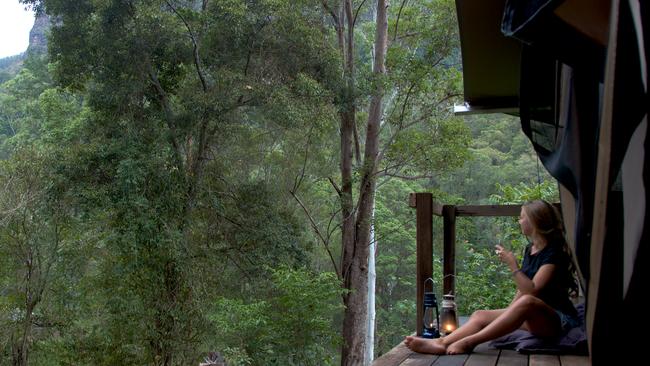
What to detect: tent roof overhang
<box><xmin>454</xmin><ymin>0</ymin><xmax>521</xmax><ymax>115</ymax></box>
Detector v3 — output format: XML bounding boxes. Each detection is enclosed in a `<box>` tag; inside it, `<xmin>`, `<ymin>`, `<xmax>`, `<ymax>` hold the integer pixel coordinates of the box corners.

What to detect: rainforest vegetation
<box><xmin>0</xmin><ymin>1</ymin><xmax>556</xmax><ymax>365</ymax></box>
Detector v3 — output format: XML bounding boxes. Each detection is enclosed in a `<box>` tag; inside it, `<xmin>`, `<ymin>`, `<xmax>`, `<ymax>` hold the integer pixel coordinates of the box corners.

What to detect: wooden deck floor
<box><xmin>371</xmin><ymin>342</ymin><xmax>590</xmax><ymax>366</ymax></box>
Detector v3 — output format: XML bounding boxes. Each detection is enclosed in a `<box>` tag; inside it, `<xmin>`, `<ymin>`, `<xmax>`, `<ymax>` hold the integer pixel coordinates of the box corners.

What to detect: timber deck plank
<box><xmin>495</xmin><ymin>350</ymin><xmax>528</xmax><ymax>366</ymax></box>
<box><xmin>432</xmin><ymin>354</ymin><xmax>469</xmax><ymax>366</ymax></box>
<box><xmin>464</xmin><ymin>342</ymin><xmax>499</xmax><ymax>366</ymax></box>
<box><xmin>529</xmin><ymin>354</ymin><xmax>560</xmax><ymax>366</ymax></box>
<box><xmin>559</xmin><ymin>355</ymin><xmax>590</xmax><ymax>366</ymax></box>
<box><xmin>401</xmin><ymin>353</ymin><xmax>439</xmax><ymax>366</ymax></box>
<box><xmin>372</xmin><ymin>342</ymin><xmax>413</xmax><ymax>366</ymax></box>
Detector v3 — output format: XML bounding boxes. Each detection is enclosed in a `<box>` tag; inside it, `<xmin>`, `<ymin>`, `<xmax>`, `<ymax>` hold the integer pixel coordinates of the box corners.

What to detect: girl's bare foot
<box><xmin>403</xmin><ymin>336</ymin><xmax>447</xmax><ymax>355</ymax></box>
<box><xmin>446</xmin><ymin>338</ymin><xmax>475</xmax><ymax>355</ymax></box>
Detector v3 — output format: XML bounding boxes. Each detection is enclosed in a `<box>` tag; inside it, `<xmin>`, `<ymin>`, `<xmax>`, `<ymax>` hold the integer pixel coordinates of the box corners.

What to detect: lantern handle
<box><xmin>442</xmin><ymin>273</ymin><xmax>456</xmax><ymax>295</ymax></box>
<box><xmin>423</xmin><ymin>277</ymin><xmax>434</xmax><ymax>292</ymax></box>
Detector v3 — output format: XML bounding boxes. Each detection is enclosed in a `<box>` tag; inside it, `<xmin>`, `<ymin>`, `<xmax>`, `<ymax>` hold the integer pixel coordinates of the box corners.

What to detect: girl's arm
<box><xmin>496</xmin><ymin>244</ymin><xmax>556</xmax><ymax>297</ymax></box>
<box><xmin>513</xmin><ymin>264</ymin><xmax>556</xmax><ymax>296</ymax></box>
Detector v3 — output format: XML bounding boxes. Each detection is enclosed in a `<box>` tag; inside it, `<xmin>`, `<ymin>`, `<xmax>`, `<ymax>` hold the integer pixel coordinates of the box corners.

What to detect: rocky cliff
<box><xmin>0</xmin><ymin>11</ymin><xmax>50</xmax><ymax>82</ymax></box>
<box><xmin>27</xmin><ymin>12</ymin><xmax>50</xmax><ymax>55</ymax></box>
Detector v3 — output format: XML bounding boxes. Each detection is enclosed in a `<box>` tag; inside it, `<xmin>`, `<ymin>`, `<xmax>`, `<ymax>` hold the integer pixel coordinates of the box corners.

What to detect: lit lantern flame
<box><xmin>445</xmin><ymin>324</ymin><xmax>454</xmax><ymax>332</ymax></box>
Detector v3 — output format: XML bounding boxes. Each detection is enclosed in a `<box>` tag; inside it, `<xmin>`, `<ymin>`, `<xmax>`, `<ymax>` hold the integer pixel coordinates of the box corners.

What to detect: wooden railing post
<box><xmin>410</xmin><ymin>193</ymin><xmax>432</xmax><ymax>336</ymax></box>
<box><xmin>442</xmin><ymin>205</ymin><xmax>457</xmax><ymax>296</ymax></box>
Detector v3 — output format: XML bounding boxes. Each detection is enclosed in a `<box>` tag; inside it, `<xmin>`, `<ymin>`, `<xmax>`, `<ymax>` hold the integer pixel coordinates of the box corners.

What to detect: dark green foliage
<box><xmin>208</xmin><ymin>266</ymin><xmax>345</xmax><ymax>366</ymax></box>
<box><xmin>455</xmin><ymin>245</ymin><xmax>516</xmax><ymax>314</ymax></box>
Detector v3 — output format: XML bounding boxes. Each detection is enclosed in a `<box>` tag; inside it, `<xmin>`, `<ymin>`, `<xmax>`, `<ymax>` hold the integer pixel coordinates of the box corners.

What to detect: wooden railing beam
<box><xmin>455</xmin><ymin>204</ymin><xmax>521</xmax><ymax>217</ymax></box>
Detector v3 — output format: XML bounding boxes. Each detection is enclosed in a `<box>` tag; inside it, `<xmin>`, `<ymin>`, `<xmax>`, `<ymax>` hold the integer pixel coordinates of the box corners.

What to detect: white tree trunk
<box><xmin>366</xmin><ymin>201</ymin><xmax>377</xmax><ymax>365</ymax></box>
<box><xmin>365</xmin><ymin>3</ymin><xmax>378</xmax><ymax>363</ymax></box>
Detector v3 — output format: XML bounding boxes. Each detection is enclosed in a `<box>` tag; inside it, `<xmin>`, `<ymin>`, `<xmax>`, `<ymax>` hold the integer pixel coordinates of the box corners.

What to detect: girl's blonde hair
<box><xmin>522</xmin><ymin>200</ymin><xmax>564</xmax><ymax>244</ymax></box>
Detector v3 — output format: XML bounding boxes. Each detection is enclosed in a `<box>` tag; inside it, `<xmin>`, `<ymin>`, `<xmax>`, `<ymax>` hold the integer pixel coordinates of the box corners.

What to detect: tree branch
<box><xmin>353</xmin><ymin>121</ymin><xmax>361</xmax><ymax>167</ymax></box>
<box><xmin>320</xmin><ymin>0</ymin><xmax>340</xmax><ymax>26</ymax></box>
<box><xmin>328</xmin><ymin>177</ymin><xmax>342</xmax><ymax>197</ymax></box>
<box><xmin>292</xmin><ymin>125</ymin><xmax>314</xmax><ymax>193</ymax></box>
<box><xmin>226</xmin><ymin>253</ymin><xmax>253</xmax><ymax>282</ymax></box>
<box><xmin>395</xmin><ymin>31</ymin><xmax>423</xmax><ymax>40</ymax></box>
<box><xmin>378</xmin><ymin>91</ymin><xmax>462</xmax><ymax>163</ymax></box>
<box><xmin>147</xmin><ymin>64</ymin><xmax>182</xmax><ymax>169</ymax></box>
<box><xmin>389</xmin><ymin>81</ymin><xmax>417</xmax><ymax>133</ymax></box>
<box><xmin>289</xmin><ymin>190</ymin><xmax>341</xmax><ymax>279</ymax></box>
<box><xmin>435</xmin><ymin>92</ymin><xmax>463</xmax><ymax>107</ymax></box>
<box><xmin>393</xmin><ymin>0</ymin><xmax>409</xmax><ymax>41</ymax></box>
<box><xmin>375</xmin><ymin>158</ymin><xmax>415</xmax><ymax>180</ymax></box>
<box><xmin>367</xmin><ymin>216</ymin><xmax>416</xmax><ymax>247</ymax></box>
<box><xmin>380</xmin><ymin>173</ymin><xmax>433</xmax><ymax>180</ymax></box>
<box><xmin>165</xmin><ymin>0</ymin><xmax>208</xmax><ymax>92</ymax></box>
<box><xmin>352</xmin><ymin>0</ymin><xmax>369</xmax><ymax>28</ymax></box>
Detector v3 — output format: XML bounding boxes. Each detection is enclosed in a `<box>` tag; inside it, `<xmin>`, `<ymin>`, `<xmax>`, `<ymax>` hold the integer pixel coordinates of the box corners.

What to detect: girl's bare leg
<box><xmin>446</xmin><ymin>295</ymin><xmax>561</xmax><ymax>354</ymax></box>
<box><xmin>404</xmin><ymin>309</ymin><xmax>504</xmax><ymax>354</ymax></box>
<box><xmin>439</xmin><ymin>309</ymin><xmax>504</xmax><ymax>346</ymax></box>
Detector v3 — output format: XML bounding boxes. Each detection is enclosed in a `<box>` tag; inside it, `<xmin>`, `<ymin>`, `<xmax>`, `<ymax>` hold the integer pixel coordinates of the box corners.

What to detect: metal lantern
<box><xmin>422</xmin><ymin>278</ymin><xmax>440</xmax><ymax>339</ymax></box>
<box><xmin>440</xmin><ymin>294</ymin><xmax>458</xmax><ymax>335</ymax></box>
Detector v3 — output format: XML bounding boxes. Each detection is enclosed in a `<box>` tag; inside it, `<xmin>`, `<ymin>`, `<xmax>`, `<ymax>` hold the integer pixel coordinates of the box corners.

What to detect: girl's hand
<box><xmin>495</xmin><ymin>244</ymin><xmax>517</xmax><ymax>269</ymax></box>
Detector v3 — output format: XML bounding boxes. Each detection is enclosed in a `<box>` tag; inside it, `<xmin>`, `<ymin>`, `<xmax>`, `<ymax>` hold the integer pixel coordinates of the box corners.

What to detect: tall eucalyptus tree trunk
<box><xmin>338</xmin><ymin>1</ymin><xmax>388</xmax><ymax>364</ymax></box>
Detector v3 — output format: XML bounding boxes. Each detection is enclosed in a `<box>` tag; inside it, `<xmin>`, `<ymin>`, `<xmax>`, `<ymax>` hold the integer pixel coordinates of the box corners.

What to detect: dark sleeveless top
<box><xmin>520</xmin><ymin>243</ymin><xmax>577</xmax><ymax>317</ymax></box>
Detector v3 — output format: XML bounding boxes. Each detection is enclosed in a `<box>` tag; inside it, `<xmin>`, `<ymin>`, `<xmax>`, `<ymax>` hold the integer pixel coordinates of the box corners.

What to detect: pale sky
<box><xmin>0</xmin><ymin>0</ymin><xmax>35</xmax><ymax>58</ymax></box>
